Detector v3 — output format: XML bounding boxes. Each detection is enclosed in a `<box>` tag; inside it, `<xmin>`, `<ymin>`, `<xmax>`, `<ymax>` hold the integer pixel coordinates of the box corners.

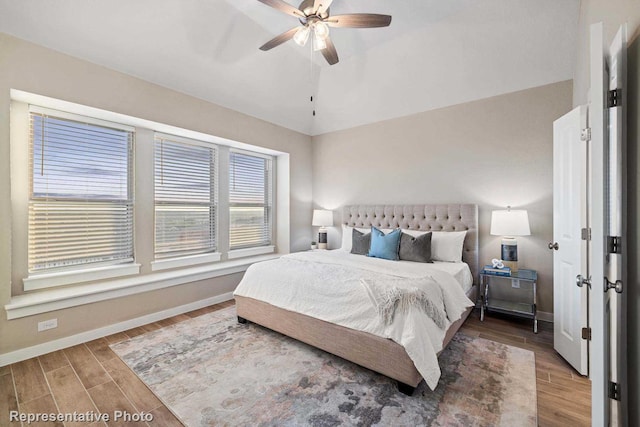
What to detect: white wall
<box><xmin>0</xmin><ymin>33</ymin><xmax>313</xmax><ymax>355</ymax></box>
<box><xmin>312</xmin><ymin>81</ymin><xmax>573</xmax><ymax>314</ymax></box>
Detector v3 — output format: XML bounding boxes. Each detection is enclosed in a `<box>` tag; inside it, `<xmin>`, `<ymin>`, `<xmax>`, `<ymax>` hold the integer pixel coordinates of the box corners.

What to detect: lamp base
<box><xmin>501</xmin><ymin>237</ymin><xmax>519</xmax><ymax>273</ymax></box>
<box><xmin>318</xmin><ymin>228</ymin><xmax>328</xmax><ymax>250</ymax></box>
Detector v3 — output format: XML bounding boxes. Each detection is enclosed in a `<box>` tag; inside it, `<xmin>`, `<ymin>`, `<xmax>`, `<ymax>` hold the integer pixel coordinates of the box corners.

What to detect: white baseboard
<box><xmin>537</xmin><ymin>311</ymin><xmax>553</xmax><ymax>323</ymax></box>
<box><xmin>0</xmin><ymin>292</ymin><xmax>234</xmax><ymax>367</ymax></box>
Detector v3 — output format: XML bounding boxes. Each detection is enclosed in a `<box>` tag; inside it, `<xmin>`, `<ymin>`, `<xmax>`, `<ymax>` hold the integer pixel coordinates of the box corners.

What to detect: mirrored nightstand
<box><xmin>480</xmin><ymin>269</ymin><xmax>538</xmax><ymax>333</ymax></box>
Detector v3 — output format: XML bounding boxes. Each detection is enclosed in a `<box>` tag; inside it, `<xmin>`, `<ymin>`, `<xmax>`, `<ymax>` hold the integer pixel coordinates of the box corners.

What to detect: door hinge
<box><xmin>609</xmin><ymin>381</ymin><xmax>621</xmax><ymax>401</ymax></box>
<box><xmin>581</xmin><ymin>327</ymin><xmax>591</xmax><ymax>341</ymax></box>
<box><xmin>581</xmin><ymin>228</ymin><xmax>591</xmax><ymax>241</ymax></box>
<box><xmin>607</xmin><ymin>236</ymin><xmax>622</xmax><ymax>254</ymax></box>
<box><xmin>580</xmin><ymin>127</ymin><xmax>591</xmax><ymax>142</ymax></box>
<box><xmin>607</xmin><ymin>89</ymin><xmax>622</xmax><ymax>108</ymax></box>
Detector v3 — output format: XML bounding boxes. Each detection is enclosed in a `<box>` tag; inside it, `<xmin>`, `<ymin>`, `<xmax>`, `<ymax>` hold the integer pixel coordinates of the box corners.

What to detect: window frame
<box><xmin>11</xmin><ymin>92</ymin><xmax>283</xmax><ymax>293</ymax></box>
<box><xmin>152</xmin><ymin>133</ymin><xmax>220</xmax><ymax>265</ymax></box>
<box><xmin>228</xmin><ymin>148</ymin><xmax>275</xmax><ymax>254</ymax></box>
<box><xmin>24</xmin><ymin>106</ymin><xmax>138</xmax><ymax>289</ymax></box>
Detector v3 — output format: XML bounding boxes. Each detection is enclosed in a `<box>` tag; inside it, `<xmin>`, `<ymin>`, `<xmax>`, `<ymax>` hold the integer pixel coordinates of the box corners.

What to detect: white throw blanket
<box><xmin>233</xmin><ymin>251</ymin><xmax>474</xmax><ymax>389</ymax></box>
<box><xmin>360</xmin><ymin>278</ymin><xmax>447</xmax><ymax>329</ymax></box>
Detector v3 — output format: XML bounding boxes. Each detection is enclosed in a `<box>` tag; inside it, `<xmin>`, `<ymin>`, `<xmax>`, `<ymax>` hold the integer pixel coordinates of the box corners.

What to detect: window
<box><xmin>229</xmin><ymin>150</ymin><xmax>273</xmax><ymax>250</ymax></box>
<box><xmin>28</xmin><ymin>108</ymin><xmax>134</xmax><ymax>273</ymax></box>
<box><xmin>16</xmin><ymin>94</ymin><xmax>281</xmax><ymax>294</ymax></box>
<box><xmin>154</xmin><ymin>134</ymin><xmax>217</xmax><ymax>259</ymax></box>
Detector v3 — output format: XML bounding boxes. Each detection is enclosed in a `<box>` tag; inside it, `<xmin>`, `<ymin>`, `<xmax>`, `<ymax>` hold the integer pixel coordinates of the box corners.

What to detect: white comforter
<box><xmin>233</xmin><ymin>250</ymin><xmax>474</xmax><ymax>389</ymax></box>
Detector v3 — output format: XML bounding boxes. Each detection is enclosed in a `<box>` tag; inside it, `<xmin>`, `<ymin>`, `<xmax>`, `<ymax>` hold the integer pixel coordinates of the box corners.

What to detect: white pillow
<box><xmin>340</xmin><ymin>225</ymin><xmax>354</xmax><ymax>251</ymax></box>
<box><xmin>431</xmin><ymin>231</ymin><xmax>467</xmax><ymax>262</ymax></box>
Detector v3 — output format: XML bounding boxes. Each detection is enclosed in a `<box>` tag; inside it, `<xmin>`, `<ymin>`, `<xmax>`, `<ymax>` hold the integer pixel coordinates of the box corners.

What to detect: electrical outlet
<box><xmin>512</xmin><ymin>279</ymin><xmax>520</xmax><ymax>289</ymax></box>
<box><xmin>38</xmin><ymin>319</ymin><xmax>58</xmax><ymax>332</ymax></box>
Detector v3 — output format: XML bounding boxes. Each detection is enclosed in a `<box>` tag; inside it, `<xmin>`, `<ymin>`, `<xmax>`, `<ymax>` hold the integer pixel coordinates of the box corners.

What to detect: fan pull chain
<box><xmin>310</xmin><ymin>40</ymin><xmax>316</xmax><ymax>117</ymax></box>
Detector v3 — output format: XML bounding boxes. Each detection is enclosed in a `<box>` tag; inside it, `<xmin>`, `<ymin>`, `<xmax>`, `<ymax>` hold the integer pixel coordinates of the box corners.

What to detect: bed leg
<box><xmin>397</xmin><ymin>382</ymin><xmax>416</xmax><ymax>396</ymax></box>
<box><xmin>237</xmin><ymin>316</ymin><xmax>248</xmax><ymax>324</ymax></box>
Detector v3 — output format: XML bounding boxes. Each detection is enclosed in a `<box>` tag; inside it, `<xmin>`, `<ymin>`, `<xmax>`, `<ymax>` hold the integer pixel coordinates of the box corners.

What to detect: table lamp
<box><xmin>312</xmin><ymin>209</ymin><xmax>333</xmax><ymax>250</ymax></box>
<box><xmin>490</xmin><ymin>207</ymin><xmax>531</xmax><ymax>272</ymax></box>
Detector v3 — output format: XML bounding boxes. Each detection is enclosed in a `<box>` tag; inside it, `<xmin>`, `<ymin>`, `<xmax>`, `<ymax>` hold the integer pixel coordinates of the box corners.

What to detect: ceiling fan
<box><xmin>257</xmin><ymin>0</ymin><xmax>392</xmax><ymax>65</ymax></box>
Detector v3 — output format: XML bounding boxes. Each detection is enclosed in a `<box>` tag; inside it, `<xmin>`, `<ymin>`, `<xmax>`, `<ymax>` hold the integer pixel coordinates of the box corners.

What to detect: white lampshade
<box><xmin>490</xmin><ymin>208</ymin><xmax>531</xmax><ymax>236</ymax></box>
<box><xmin>312</xmin><ymin>209</ymin><xmax>333</xmax><ymax>227</ymax></box>
<box><xmin>313</xmin><ymin>32</ymin><xmax>327</xmax><ymax>51</ymax></box>
<box><xmin>313</xmin><ymin>21</ymin><xmax>329</xmax><ymax>39</ymax></box>
<box><xmin>293</xmin><ymin>26</ymin><xmax>310</xmax><ymax>46</ymax></box>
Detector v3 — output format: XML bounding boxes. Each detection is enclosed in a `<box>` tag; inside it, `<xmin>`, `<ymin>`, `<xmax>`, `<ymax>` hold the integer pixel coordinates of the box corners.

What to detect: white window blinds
<box><xmin>229</xmin><ymin>151</ymin><xmax>273</xmax><ymax>250</ymax></box>
<box><xmin>28</xmin><ymin>110</ymin><xmax>134</xmax><ymax>273</ymax></box>
<box><xmin>154</xmin><ymin>135</ymin><xmax>217</xmax><ymax>258</ymax></box>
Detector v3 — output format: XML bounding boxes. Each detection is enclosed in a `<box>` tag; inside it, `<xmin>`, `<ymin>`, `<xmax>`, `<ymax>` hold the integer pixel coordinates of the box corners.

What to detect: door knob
<box><xmin>548</xmin><ymin>242</ymin><xmax>559</xmax><ymax>250</ymax></box>
<box><xmin>576</xmin><ymin>274</ymin><xmax>591</xmax><ymax>288</ymax></box>
<box><xmin>604</xmin><ymin>278</ymin><xmax>623</xmax><ymax>293</ymax></box>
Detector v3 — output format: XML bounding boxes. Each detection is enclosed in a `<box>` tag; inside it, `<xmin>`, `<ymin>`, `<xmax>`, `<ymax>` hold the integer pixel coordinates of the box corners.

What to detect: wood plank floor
<box><xmin>2</xmin><ymin>301</ymin><xmax>590</xmax><ymax>426</ymax></box>
<box><xmin>461</xmin><ymin>311</ymin><xmax>591</xmax><ymax>426</ymax></box>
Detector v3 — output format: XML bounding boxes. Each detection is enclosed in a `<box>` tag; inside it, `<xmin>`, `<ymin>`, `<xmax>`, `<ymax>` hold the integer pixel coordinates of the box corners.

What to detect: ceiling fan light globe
<box><xmin>293</xmin><ymin>26</ymin><xmax>310</xmax><ymax>46</ymax></box>
<box><xmin>313</xmin><ymin>21</ymin><xmax>330</xmax><ymax>39</ymax></box>
<box><xmin>313</xmin><ymin>33</ymin><xmax>327</xmax><ymax>51</ymax></box>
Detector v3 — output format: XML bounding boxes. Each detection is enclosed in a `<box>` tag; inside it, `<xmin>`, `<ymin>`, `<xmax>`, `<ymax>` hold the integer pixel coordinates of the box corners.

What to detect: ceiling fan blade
<box><xmin>259</xmin><ymin>27</ymin><xmax>299</xmax><ymax>51</ymax></box>
<box><xmin>257</xmin><ymin>0</ymin><xmax>305</xmax><ymax>19</ymax></box>
<box><xmin>326</xmin><ymin>14</ymin><xmax>392</xmax><ymax>28</ymax></box>
<box><xmin>313</xmin><ymin>0</ymin><xmax>333</xmax><ymax>15</ymax></box>
<box><xmin>321</xmin><ymin>36</ymin><xmax>339</xmax><ymax>65</ymax></box>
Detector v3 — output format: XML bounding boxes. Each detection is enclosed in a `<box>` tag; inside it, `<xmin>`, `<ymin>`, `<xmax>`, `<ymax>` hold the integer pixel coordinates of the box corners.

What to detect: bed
<box><xmin>234</xmin><ymin>204</ymin><xmax>479</xmax><ymax>394</ymax></box>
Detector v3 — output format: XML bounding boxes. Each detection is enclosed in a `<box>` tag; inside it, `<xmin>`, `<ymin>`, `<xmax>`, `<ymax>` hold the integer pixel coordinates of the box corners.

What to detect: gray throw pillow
<box><xmin>399</xmin><ymin>232</ymin><xmax>433</xmax><ymax>263</ymax></box>
<box><xmin>351</xmin><ymin>229</ymin><xmax>371</xmax><ymax>255</ymax></box>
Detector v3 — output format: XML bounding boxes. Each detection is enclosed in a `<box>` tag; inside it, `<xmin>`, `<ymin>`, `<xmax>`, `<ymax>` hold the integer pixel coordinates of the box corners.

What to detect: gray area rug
<box><xmin>110</xmin><ymin>307</ymin><xmax>537</xmax><ymax>426</ymax></box>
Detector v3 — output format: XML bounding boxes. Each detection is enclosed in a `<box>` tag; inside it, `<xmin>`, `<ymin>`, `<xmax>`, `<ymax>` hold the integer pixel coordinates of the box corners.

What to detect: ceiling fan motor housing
<box><xmin>299</xmin><ymin>0</ymin><xmax>329</xmax><ymax>19</ymax></box>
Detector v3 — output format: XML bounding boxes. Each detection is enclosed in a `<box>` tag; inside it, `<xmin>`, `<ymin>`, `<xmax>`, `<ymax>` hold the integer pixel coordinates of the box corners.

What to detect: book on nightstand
<box><xmin>482</xmin><ymin>265</ymin><xmax>512</xmax><ymax>276</ymax></box>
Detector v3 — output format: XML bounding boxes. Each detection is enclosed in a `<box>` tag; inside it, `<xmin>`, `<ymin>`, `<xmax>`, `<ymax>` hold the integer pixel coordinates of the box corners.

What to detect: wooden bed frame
<box><xmin>236</xmin><ymin>204</ymin><xmax>479</xmax><ymax>395</ymax></box>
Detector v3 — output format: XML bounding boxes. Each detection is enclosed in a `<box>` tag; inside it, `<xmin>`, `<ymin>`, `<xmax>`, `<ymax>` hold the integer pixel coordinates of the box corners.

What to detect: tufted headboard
<box><xmin>342</xmin><ymin>204</ymin><xmax>479</xmax><ymax>285</ymax></box>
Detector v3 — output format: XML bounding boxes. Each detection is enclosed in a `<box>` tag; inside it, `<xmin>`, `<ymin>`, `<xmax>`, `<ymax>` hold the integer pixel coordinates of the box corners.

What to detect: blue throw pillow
<box><xmin>368</xmin><ymin>227</ymin><xmax>402</xmax><ymax>261</ymax></box>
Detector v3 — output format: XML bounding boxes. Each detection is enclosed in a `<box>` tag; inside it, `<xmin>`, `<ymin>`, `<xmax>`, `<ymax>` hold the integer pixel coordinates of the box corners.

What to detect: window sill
<box><xmin>23</xmin><ymin>263</ymin><xmax>142</xmax><ymax>291</ymax></box>
<box><xmin>150</xmin><ymin>252</ymin><xmax>222</xmax><ymax>272</ymax></box>
<box><xmin>228</xmin><ymin>245</ymin><xmax>275</xmax><ymax>260</ymax></box>
<box><xmin>5</xmin><ymin>254</ymin><xmax>280</xmax><ymax>320</ymax></box>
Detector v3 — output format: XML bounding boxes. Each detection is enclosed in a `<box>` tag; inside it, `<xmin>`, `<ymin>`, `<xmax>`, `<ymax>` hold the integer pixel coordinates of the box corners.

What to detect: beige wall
<box><xmin>0</xmin><ymin>33</ymin><xmax>313</xmax><ymax>355</ymax></box>
<box><xmin>4</xmin><ymin>273</ymin><xmax>242</xmax><ymax>352</ymax></box>
<box><xmin>572</xmin><ymin>1</ymin><xmax>640</xmax><ymax>423</ymax></box>
<box><xmin>312</xmin><ymin>80</ymin><xmax>573</xmax><ymax>314</ymax></box>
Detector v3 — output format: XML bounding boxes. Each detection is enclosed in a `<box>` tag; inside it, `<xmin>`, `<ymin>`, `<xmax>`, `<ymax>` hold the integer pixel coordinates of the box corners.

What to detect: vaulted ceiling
<box><xmin>0</xmin><ymin>0</ymin><xmax>580</xmax><ymax>135</ymax></box>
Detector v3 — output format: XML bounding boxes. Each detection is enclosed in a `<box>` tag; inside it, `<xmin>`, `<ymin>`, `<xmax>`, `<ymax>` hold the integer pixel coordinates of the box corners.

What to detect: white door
<box><xmin>590</xmin><ymin>22</ymin><xmax>628</xmax><ymax>426</ymax></box>
<box><xmin>605</xmin><ymin>24</ymin><xmax>627</xmax><ymax>427</ymax></box>
<box><xmin>552</xmin><ymin>106</ymin><xmax>589</xmax><ymax>375</ymax></box>
<box><xmin>589</xmin><ymin>21</ymin><xmax>608</xmax><ymax>426</ymax></box>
